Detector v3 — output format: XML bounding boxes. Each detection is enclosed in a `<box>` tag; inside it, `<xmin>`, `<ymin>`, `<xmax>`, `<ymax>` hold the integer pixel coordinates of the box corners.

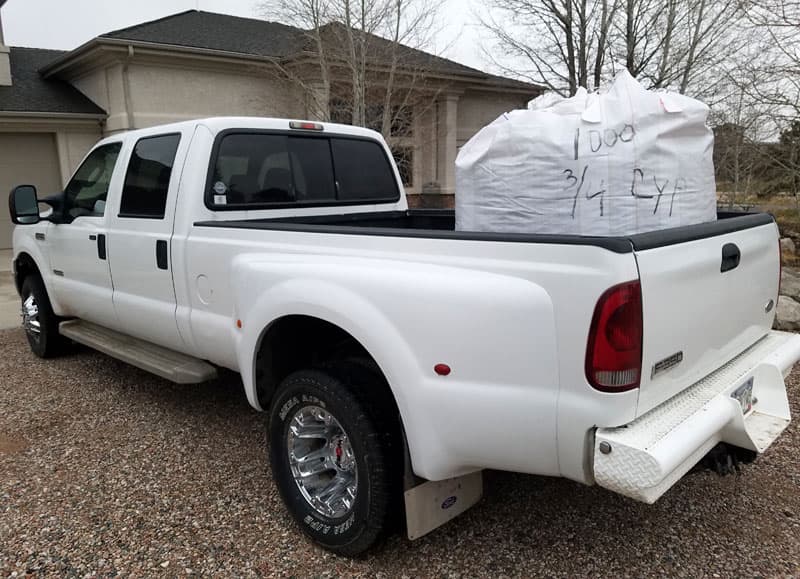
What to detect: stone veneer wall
<box><xmin>405</xmin><ymin>194</ymin><xmax>455</xmax><ymax>209</ymax></box>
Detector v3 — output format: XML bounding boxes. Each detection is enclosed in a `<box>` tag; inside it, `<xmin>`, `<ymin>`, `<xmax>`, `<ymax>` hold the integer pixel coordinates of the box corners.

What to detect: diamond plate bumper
<box><xmin>593</xmin><ymin>331</ymin><xmax>800</xmax><ymax>503</ymax></box>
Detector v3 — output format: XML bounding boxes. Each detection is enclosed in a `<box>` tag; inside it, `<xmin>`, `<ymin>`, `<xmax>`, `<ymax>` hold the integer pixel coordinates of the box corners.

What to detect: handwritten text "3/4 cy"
<box><xmin>562</xmin><ymin>165</ymin><xmax>686</xmax><ymax>218</ymax></box>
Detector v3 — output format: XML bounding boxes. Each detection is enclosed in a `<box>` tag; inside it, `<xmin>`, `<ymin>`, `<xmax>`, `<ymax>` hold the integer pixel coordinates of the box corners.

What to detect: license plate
<box><xmin>731</xmin><ymin>377</ymin><xmax>754</xmax><ymax>414</ymax></box>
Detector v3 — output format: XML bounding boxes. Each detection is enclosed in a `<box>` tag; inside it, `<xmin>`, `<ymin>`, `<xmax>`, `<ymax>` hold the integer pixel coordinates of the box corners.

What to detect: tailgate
<box><xmin>633</xmin><ymin>215</ymin><xmax>780</xmax><ymax>415</ymax></box>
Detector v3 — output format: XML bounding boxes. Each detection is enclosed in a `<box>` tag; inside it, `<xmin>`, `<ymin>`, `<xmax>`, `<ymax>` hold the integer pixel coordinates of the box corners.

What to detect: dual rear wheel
<box><xmin>268</xmin><ymin>364</ymin><xmax>401</xmax><ymax>556</ymax></box>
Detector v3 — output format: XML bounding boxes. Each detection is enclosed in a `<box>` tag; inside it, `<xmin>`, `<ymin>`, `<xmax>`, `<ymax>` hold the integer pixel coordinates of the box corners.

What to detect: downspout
<box><xmin>122</xmin><ymin>44</ymin><xmax>135</xmax><ymax>129</ymax></box>
<box><xmin>435</xmin><ymin>99</ymin><xmax>440</xmax><ymax>185</ymax></box>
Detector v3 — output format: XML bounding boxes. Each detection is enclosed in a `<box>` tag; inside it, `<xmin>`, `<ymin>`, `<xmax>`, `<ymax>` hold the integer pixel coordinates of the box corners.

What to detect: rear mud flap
<box><xmin>404</xmin><ymin>471</ymin><xmax>483</xmax><ymax>540</ymax></box>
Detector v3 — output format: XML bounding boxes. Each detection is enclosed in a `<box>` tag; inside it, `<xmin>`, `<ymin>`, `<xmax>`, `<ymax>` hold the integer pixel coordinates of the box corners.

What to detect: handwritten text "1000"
<box><xmin>572</xmin><ymin>125</ymin><xmax>636</xmax><ymax>160</ymax></box>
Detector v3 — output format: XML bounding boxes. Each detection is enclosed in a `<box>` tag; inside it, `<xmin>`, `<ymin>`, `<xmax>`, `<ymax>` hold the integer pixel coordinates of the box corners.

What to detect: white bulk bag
<box><xmin>455</xmin><ymin>70</ymin><xmax>717</xmax><ymax>235</ymax></box>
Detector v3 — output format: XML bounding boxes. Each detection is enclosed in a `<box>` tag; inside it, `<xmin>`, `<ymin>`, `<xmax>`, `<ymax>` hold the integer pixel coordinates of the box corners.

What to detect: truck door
<box><xmin>106</xmin><ymin>132</ymin><xmax>188</xmax><ymax>351</ymax></box>
<box><xmin>47</xmin><ymin>142</ymin><xmax>123</xmax><ymax>327</ymax></box>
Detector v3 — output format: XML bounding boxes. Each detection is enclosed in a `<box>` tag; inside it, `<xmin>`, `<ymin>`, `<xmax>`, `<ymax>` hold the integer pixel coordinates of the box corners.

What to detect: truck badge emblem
<box><xmin>441</xmin><ymin>496</ymin><xmax>457</xmax><ymax>510</ymax></box>
<box><xmin>651</xmin><ymin>351</ymin><xmax>683</xmax><ymax>378</ymax></box>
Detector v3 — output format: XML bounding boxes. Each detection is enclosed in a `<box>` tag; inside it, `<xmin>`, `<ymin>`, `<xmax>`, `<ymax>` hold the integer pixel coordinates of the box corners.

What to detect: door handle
<box><xmin>97</xmin><ymin>234</ymin><xmax>106</xmax><ymax>260</ymax></box>
<box><xmin>721</xmin><ymin>243</ymin><xmax>740</xmax><ymax>273</ymax></box>
<box><xmin>156</xmin><ymin>240</ymin><xmax>168</xmax><ymax>270</ymax></box>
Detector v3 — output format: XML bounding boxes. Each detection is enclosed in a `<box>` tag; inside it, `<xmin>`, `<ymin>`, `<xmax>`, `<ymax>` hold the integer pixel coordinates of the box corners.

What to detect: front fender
<box><xmin>231</xmin><ymin>254</ymin><xmax>561</xmax><ymax>481</ymax></box>
<box><xmin>11</xmin><ymin>225</ymin><xmax>63</xmax><ymax>313</ymax></box>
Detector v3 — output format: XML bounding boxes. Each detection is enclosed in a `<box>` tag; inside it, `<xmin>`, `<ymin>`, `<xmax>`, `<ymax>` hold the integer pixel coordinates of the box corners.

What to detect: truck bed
<box><xmin>196</xmin><ymin>207</ymin><xmax>780</xmax><ymax>420</ymax></box>
<box><xmin>195</xmin><ymin>209</ymin><xmax>773</xmax><ymax>253</ymax></box>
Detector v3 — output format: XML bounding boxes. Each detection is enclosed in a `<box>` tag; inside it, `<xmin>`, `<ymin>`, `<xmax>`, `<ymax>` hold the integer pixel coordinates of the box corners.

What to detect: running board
<box><xmin>59</xmin><ymin>320</ymin><xmax>217</xmax><ymax>384</ymax></box>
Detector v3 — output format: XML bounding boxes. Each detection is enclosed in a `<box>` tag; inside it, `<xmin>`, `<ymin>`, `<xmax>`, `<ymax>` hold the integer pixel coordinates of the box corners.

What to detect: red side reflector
<box><xmin>434</xmin><ymin>364</ymin><xmax>451</xmax><ymax>376</ymax></box>
<box><xmin>289</xmin><ymin>121</ymin><xmax>324</xmax><ymax>131</ymax></box>
<box><xmin>585</xmin><ymin>280</ymin><xmax>643</xmax><ymax>392</ymax></box>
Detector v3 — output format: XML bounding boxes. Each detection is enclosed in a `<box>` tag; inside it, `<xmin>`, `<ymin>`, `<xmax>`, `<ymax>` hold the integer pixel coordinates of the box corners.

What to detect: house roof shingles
<box><xmin>101</xmin><ymin>10</ymin><xmax>306</xmax><ymax>59</ymax></box>
<box><xmin>0</xmin><ymin>47</ymin><xmax>105</xmax><ymax>115</ymax></box>
<box><xmin>315</xmin><ymin>20</ymin><xmax>488</xmax><ymax>79</ymax></box>
<box><xmin>101</xmin><ymin>10</ymin><xmax>536</xmax><ymax>87</ymax></box>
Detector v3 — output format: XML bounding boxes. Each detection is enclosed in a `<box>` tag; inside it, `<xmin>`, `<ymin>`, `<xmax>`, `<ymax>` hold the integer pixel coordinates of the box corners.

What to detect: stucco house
<box><xmin>0</xmin><ymin>8</ymin><xmax>540</xmax><ymax>249</ymax></box>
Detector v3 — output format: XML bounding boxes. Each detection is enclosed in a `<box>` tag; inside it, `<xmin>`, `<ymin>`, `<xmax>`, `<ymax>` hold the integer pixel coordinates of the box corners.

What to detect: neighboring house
<box><xmin>0</xmin><ymin>8</ymin><xmax>541</xmax><ymax>249</ymax></box>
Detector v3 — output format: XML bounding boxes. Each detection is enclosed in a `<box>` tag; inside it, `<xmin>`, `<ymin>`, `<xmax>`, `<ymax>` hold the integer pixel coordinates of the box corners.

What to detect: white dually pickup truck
<box><xmin>8</xmin><ymin>117</ymin><xmax>800</xmax><ymax>555</ymax></box>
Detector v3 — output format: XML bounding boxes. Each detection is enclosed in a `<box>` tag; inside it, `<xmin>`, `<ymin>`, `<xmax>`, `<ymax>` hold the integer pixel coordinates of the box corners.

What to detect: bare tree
<box><xmin>712</xmin><ymin>80</ymin><xmax>768</xmax><ymax>209</ymax></box>
<box><xmin>479</xmin><ymin>0</ymin><xmax>743</xmax><ymax>96</ymax></box>
<box><xmin>740</xmin><ymin>1</ymin><xmax>800</xmax><ymax>122</ymax></box>
<box><xmin>478</xmin><ymin>0</ymin><xmax>618</xmax><ymax>95</ymax></box>
<box><xmin>259</xmin><ymin>0</ymin><xmax>444</xmax><ymax>141</ymax></box>
<box><xmin>259</xmin><ymin>0</ymin><xmax>333</xmax><ymax>120</ymax></box>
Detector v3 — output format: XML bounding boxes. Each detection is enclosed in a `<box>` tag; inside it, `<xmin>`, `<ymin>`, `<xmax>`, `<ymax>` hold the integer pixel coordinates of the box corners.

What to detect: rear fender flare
<box><xmin>235</xmin><ymin>276</ymin><xmax>420</xmax><ymax>439</ymax></box>
<box><xmin>229</xmin><ymin>254</ymin><xmax>561</xmax><ymax>481</ymax></box>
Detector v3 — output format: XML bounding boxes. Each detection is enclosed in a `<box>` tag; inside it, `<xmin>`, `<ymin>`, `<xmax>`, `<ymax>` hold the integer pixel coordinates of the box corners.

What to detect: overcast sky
<box><xmin>0</xmin><ymin>0</ymin><xmax>488</xmax><ymax>70</ymax></box>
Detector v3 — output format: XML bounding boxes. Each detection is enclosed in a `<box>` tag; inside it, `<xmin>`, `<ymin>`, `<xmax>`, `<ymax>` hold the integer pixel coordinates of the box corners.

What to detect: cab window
<box><xmin>207</xmin><ymin>133</ymin><xmax>398</xmax><ymax>209</ymax></box>
<box><xmin>119</xmin><ymin>134</ymin><xmax>181</xmax><ymax>218</ymax></box>
<box><xmin>63</xmin><ymin>142</ymin><xmax>122</xmax><ymax>221</ymax></box>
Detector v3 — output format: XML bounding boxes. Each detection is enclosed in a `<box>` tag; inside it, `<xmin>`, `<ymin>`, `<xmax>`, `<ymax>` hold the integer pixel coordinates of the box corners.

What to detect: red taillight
<box><xmin>585</xmin><ymin>280</ymin><xmax>643</xmax><ymax>392</ymax></box>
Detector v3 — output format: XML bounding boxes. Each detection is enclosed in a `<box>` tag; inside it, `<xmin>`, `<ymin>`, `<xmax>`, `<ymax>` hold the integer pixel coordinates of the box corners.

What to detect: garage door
<box><xmin>0</xmin><ymin>133</ymin><xmax>62</xmax><ymax>250</ymax></box>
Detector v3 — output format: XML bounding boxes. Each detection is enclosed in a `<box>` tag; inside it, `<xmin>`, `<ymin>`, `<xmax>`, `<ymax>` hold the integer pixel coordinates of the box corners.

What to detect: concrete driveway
<box><xmin>0</xmin><ymin>249</ymin><xmax>18</xmax><ymax>330</ymax></box>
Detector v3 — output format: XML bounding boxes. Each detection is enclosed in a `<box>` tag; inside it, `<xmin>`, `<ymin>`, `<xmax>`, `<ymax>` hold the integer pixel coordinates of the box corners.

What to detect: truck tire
<box><xmin>268</xmin><ymin>364</ymin><xmax>400</xmax><ymax>556</ymax></box>
<box><xmin>20</xmin><ymin>275</ymin><xmax>64</xmax><ymax>358</ymax></box>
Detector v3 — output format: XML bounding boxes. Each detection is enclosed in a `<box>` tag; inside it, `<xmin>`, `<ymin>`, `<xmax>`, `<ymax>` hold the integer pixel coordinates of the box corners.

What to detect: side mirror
<box><xmin>9</xmin><ymin>185</ymin><xmax>40</xmax><ymax>225</ymax></box>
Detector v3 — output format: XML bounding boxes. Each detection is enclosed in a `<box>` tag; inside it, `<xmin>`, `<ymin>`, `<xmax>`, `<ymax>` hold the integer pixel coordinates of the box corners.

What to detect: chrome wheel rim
<box><xmin>21</xmin><ymin>294</ymin><xmax>41</xmax><ymax>342</ymax></box>
<box><xmin>286</xmin><ymin>405</ymin><xmax>357</xmax><ymax>519</ymax></box>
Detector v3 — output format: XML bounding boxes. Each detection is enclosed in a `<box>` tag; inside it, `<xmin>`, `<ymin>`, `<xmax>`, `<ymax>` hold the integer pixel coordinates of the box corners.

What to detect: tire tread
<box><xmin>269</xmin><ymin>361</ymin><xmax>401</xmax><ymax>556</ymax></box>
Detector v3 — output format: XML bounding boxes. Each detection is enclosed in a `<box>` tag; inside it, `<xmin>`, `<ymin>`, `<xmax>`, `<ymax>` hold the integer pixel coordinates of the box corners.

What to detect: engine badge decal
<box><xmin>651</xmin><ymin>351</ymin><xmax>683</xmax><ymax>378</ymax></box>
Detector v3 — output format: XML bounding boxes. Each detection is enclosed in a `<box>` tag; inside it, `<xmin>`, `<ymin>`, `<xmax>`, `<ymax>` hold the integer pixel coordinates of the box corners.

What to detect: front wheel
<box><xmin>268</xmin><ymin>365</ymin><xmax>399</xmax><ymax>556</ymax></box>
<box><xmin>20</xmin><ymin>275</ymin><xmax>64</xmax><ymax>358</ymax></box>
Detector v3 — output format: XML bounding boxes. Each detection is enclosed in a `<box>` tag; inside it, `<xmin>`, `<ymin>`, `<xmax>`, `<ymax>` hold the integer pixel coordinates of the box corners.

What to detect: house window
<box><xmin>392</xmin><ymin>147</ymin><xmax>414</xmax><ymax>187</ymax></box>
<box><xmin>329</xmin><ymin>99</ymin><xmax>351</xmax><ymax>125</ymax></box>
<box><xmin>390</xmin><ymin>106</ymin><xmax>413</xmax><ymax>138</ymax></box>
<box><xmin>328</xmin><ymin>99</ymin><xmax>413</xmax><ymax>137</ymax></box>
<box><xmin>366</xmin><ymin>104</ymin><xmax>384</xmax><ymax>133</ymax></box>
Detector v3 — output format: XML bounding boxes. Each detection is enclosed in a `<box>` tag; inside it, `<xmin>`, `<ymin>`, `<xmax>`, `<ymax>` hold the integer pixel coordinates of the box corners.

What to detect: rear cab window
<box><xmin>330</xmin><ymin>139</ymin><xmax>398</xmax><ymax>201</ymax></box>
<box><xmin>206</xmin><ymin>130</ymin><xmax>400</xmax><ymax>210</ymax></box>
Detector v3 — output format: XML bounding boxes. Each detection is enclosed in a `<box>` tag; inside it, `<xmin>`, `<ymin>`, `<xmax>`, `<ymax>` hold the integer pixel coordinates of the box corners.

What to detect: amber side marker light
<box><xmin>236</xmin><ymin>319</ymin><xmax>243</xmax><ymax>329</ymax></box>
